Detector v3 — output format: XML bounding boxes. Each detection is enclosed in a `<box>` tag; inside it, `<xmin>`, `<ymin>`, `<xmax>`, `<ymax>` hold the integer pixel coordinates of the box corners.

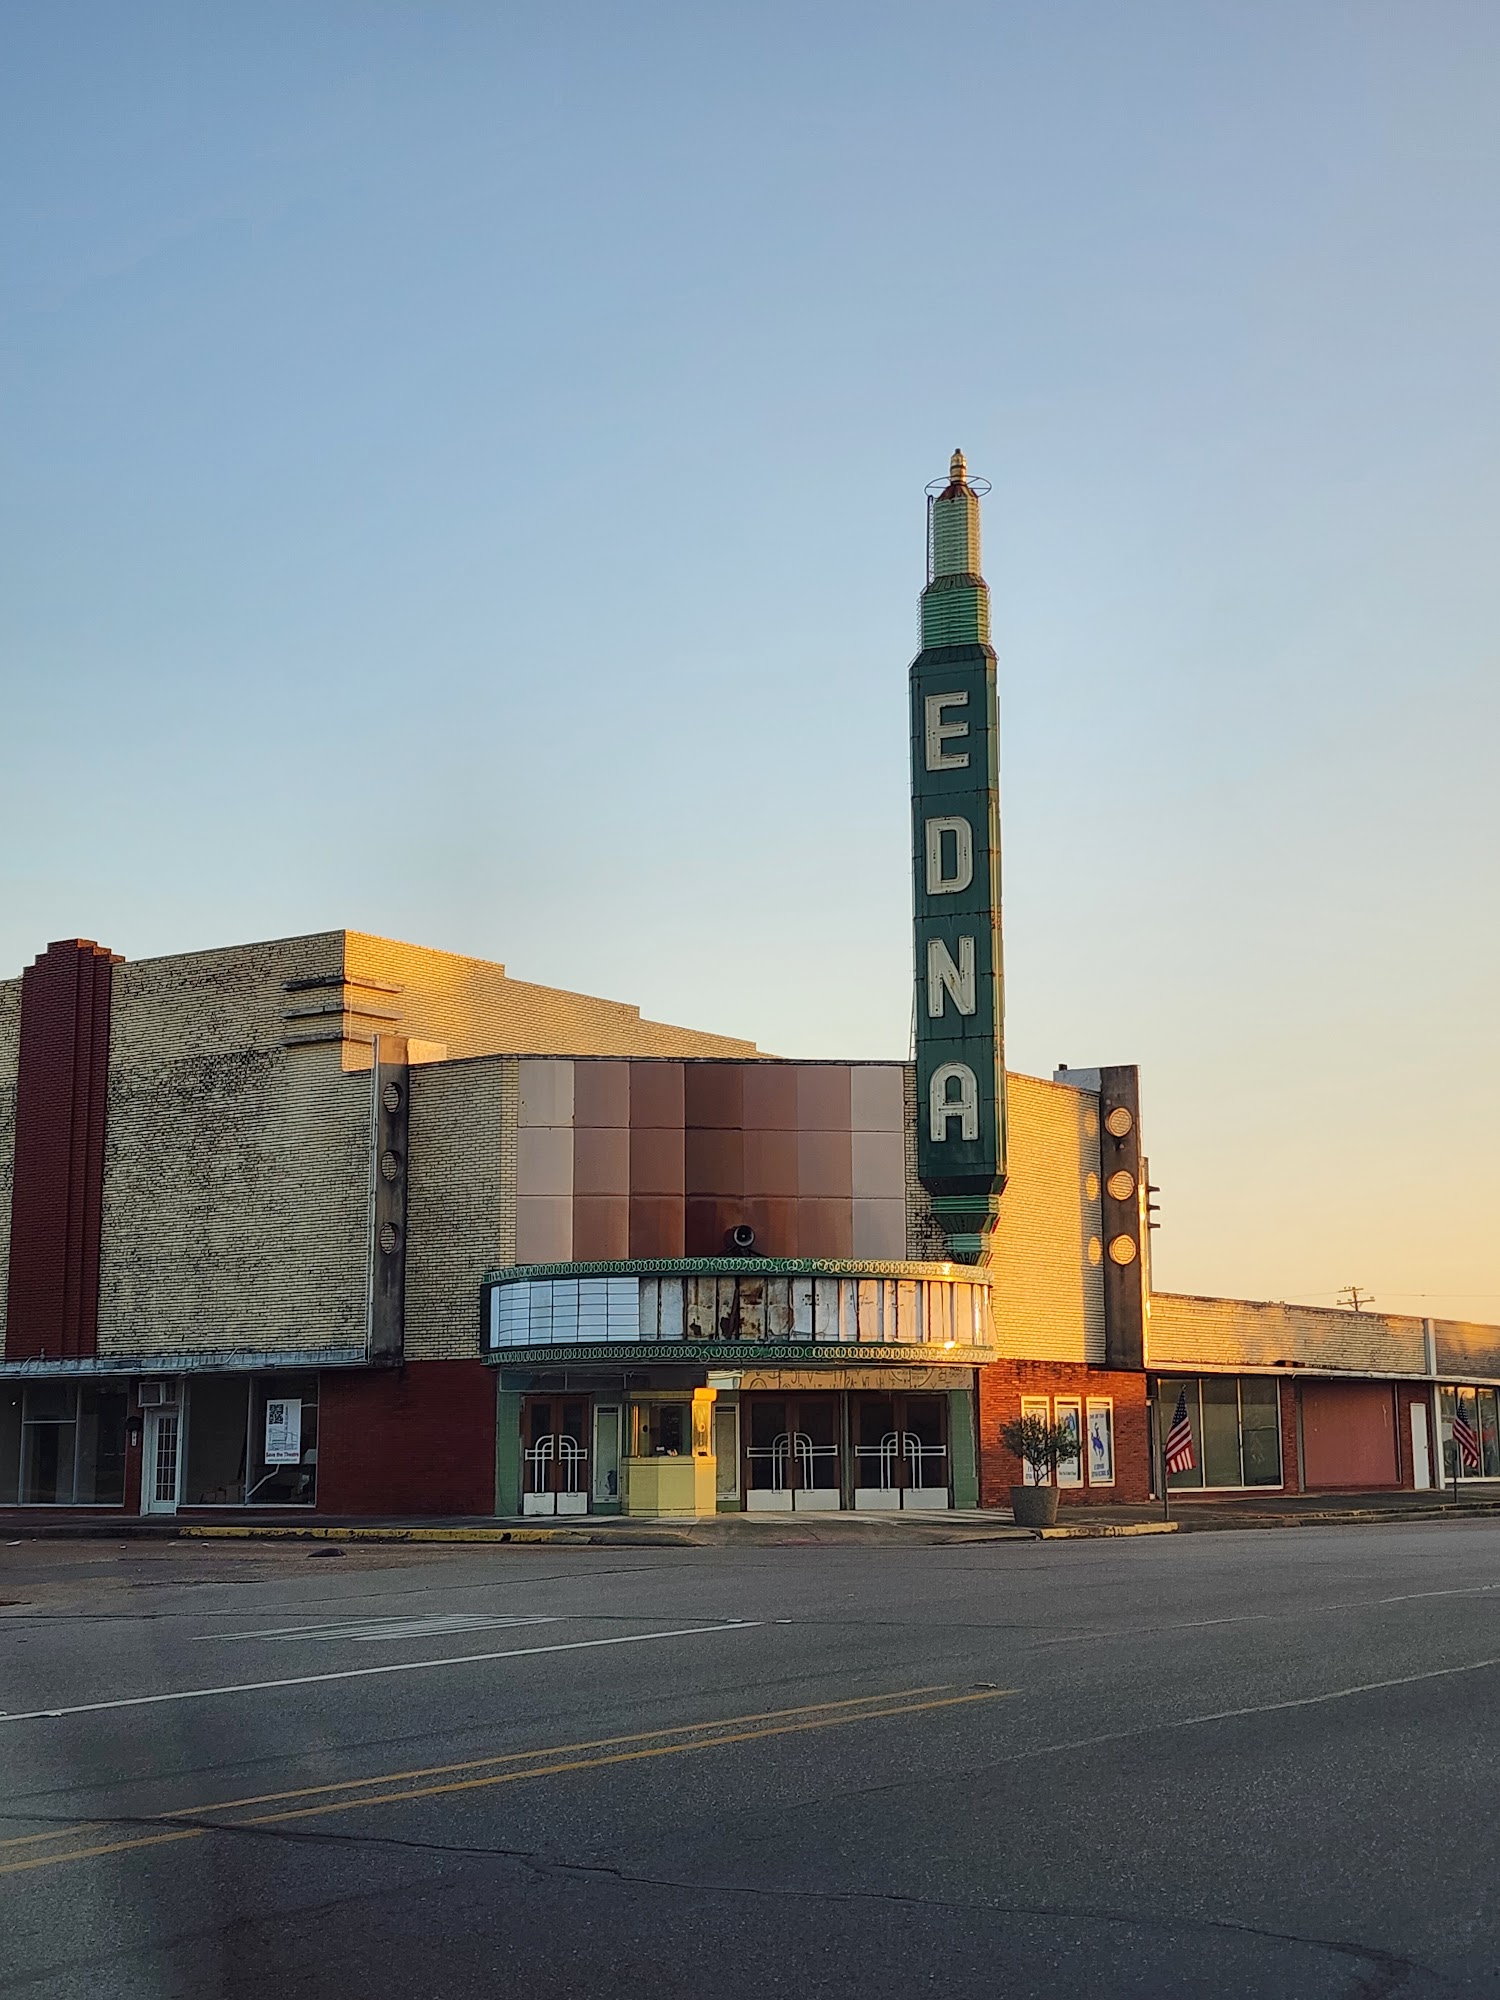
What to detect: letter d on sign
<box><xmin>924</xmin><ymin>816</ymin><xmax>974</xmax><ymax>895</ymax></box>
<box><xmin>929</xmin><ymin>1063</ymin><xmax>980</xmax><ymax>1142</ymax></box>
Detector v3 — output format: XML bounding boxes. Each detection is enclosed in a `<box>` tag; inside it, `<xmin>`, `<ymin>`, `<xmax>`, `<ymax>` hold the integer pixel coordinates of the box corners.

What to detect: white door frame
<box><xmin>1411</xmin><ymin>1399</ymin><xmax>1432</xmax><ymax>1490</ymax></box>
<box><xmin>141</xmin><ymin>1401</ymin><xmax>184</xmax><ymax>1514</ymax></box>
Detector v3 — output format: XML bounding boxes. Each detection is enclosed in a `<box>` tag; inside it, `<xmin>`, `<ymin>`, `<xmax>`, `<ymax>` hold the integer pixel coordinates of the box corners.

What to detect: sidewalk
<box><xmin>5</xmin><ymin>1491</ymin><xmax>1497</xmax><ymax>1548</ymax></box>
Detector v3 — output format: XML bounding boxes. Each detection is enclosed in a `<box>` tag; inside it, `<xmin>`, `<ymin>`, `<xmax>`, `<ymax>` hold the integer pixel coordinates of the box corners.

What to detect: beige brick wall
<box><xmin>902</xmin><ymin>1065</ymin><xmax>949</xmax><ymax>1261</ymax></box>
<box><xmin>1148</xmin><ymin>1292</ymin><xmax>1429</xmax><ymax>1376</ymax></box>
<box><xmin>0</xmin><ymin>974</ymin><xmax>20</xmax><ymax>1349</ymax></box>
<box><xmin>10</xmin><ymin>925</ymin><xmax>762</xmax><ymax>1364</ymax></box>
<box><xmin>984</xmin><ymin>1074</ymin><xmax>1106</xmax><ymax>1363</ymax></box>
<box><xmin>404</xmin><ymin>1056</ymin><xmax>513</xmax><ymax>1361</ymax></box>
<box><xmin>97</xmin><ymin>935</ymin><xmax>372</xmax><ymax>1358</ymax></box>
<box><xmin>1432</xmin><ymin>1320</ymin><xmax>1500</xmax><ymax>1382</ymax></box>
<box><xmin>343</xmin><ymin>934</ymin><xmax>761</xmax><ymax>1068</ymax></box>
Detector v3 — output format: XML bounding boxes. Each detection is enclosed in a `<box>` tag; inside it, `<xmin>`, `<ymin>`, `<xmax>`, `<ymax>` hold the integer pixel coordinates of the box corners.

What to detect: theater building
<box><xmin>2</xmin><ymin>456</ymin><xmax>1495</xmax><ymax>1519</ymax></box>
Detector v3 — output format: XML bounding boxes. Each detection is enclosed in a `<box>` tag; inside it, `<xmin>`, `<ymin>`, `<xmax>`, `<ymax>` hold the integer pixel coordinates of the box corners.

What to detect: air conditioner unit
<box><xmin>137</xmin><ymin>1379</ymin><xmax>175</xmax><ymax>1409</ymax></box>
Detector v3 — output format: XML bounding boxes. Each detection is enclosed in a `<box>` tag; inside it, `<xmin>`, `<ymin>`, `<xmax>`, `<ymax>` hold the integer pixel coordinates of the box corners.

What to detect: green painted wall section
<box><xmin>948</xmin><ymin>1387</ymin><xmax>979</xmax><ymax>1509</ymax></box>
<box><xmin>495</xmin><ymin>1389</ymin><xmax>523</xmax><ymax>1516</ymax></box>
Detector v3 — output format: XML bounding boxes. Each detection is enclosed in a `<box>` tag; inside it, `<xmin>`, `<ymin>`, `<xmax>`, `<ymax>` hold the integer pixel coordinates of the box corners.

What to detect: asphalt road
<box><xmin>2</xmin><ymin>1522</ymin><xmax>1499</xmax><ymax>1999</ymax></box>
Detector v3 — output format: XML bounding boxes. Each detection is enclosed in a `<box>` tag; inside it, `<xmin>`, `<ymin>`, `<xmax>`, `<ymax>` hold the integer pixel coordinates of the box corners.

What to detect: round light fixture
<box><xmin>1106</xmin><ymin>1169</ymin><xmax>1136</xmax><ymax>1202</ymax></box>
<box><xmin>1104</xmin><ymin>1106</ymin><xmax>1134</xmax><ymax>1139</ymax></box>
<box><xmin>1107</xmin><ymin>1234</ymin><xmax>1138</xmax><ymax>1266</ymax></box>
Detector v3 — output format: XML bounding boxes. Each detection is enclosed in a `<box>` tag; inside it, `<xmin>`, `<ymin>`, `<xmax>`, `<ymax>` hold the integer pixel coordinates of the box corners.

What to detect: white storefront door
<box><xmin>141</xmin><ymin>1406</ymin><xmax>183</xmax><ymax>1514</ymax></box>
<box><xmin>1411</xmin><ymin>1402</ymin><xmax>1431</xmax><ymax>1490</ymax></box>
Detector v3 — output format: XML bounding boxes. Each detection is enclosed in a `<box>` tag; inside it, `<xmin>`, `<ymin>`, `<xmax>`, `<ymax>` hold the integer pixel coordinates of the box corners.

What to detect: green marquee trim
<box><xmin>482</xmin><ymin>1342</ymin><xmax>997</xmax><ymax>1368</ymax></box>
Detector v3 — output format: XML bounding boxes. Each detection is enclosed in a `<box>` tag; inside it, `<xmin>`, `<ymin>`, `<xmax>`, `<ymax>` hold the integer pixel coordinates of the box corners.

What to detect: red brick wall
<box><xmin>317</xmin><ymin>1361</ymin><xmax>496</xmax><ymax>1516</ymax></box>
<box><xmin>6</xmin><ymin>940</ymin><xmax>120</xmax><ymax>1360</ymax></box>
<box><xmin>978</xmin><ymin>1359</ymin><xmax>1150</xmax><ymax>1506</ymax></box>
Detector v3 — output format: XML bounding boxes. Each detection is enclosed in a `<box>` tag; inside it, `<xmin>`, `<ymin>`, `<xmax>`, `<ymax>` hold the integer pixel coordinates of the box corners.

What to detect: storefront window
<box><xmin>1239</xmin><ymin>1379</ymin><xmax>1282</xmax><ymax>1485</ymax></box>
<box><xmin>247</xmin><ymin>1377</ymin><xmax>318</xmax><ymax>1506</ymax></box>
<box><xmin>1481</xmin><ymin>1390</ymin><xmax>1500</xmax><ymax>1479</ymax></box>
<box><xmin>1440</xmin><ymin>1386</ymin><xmax>1500</xmax><ymax>1480</ymax></box>
<box><xmin>0</xmin><ymin>1384</ymin><xmax>126</xmax><ymax>1505</ymax></box>
<box><xmin>185</xmin><ymin>1377</ymin><xmax>250</xmax><ymax>1505</ymax></box>
<box><xmin>1160</xmin><ymin>1377</ymin><xmax>1281</xmax><ymax>1490</ymax></box>
<box><xmin>1159</xmin><ymin>1378</ymin><xmax>1204</xmax><ymax>1489</ymax></box>
<box><xmin>1200</xmin><ymin>1378</ymin><xmax>1242</xmax><ymax>1489</ymax></box>
<box><xmin>0</xmin><ymin>1388</ymin><xmax>19</xmax><ymax>1500</ymax></box>
<box><xmin>630</xmin><ymin>1400</ymin><xmax>689</xmax><ymax>1457</ymax></box>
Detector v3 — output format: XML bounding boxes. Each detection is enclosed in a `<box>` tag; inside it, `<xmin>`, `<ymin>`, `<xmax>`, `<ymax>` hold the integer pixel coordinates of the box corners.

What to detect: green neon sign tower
<box><xmin>910</xmin><ymin>449</ymin><xmax>1007</xmax><ymax>1259</ymax></box>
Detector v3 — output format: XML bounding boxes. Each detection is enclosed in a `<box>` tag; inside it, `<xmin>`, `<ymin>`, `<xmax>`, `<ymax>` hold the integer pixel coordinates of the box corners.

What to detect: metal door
<box><xmin>522</xmin><ymin>1397</ymin><xmax>590</xmax><ymax>1515</ymax></box>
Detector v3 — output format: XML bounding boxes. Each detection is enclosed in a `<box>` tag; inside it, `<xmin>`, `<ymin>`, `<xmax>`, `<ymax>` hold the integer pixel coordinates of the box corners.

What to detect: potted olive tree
<box><xmin>999</xmin><ymin>1413</ymin><xmax>1080</xmax><ymax>1527</ymax></box>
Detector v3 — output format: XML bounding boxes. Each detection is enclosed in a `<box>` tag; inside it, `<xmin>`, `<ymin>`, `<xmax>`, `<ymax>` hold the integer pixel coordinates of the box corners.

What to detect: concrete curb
<box><xmin>178</xmin><ymin>1524</ymin><xmax>695</xmax><ymax>1547</ymax></box>
<box><xmin>1036</xmin><ymin>1521</ymin><xmax>1180</xmax><ymax>1539</ymax></box>
<box><xmin>175</xmin><ymin>1523</ymin><xmax>1040</xmax><ymax>1549</ymax></box>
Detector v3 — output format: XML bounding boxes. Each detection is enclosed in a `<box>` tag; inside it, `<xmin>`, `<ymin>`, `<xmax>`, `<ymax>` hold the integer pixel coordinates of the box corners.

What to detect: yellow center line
<box><xmin>0</xmin><ymin>1821</ymin><xmax>109</xmax><ymax>1852</ymax></box>
<box><xmin>239</xmin><ymin>1689</ymin><xmax>1013</xmax><ymax>1827</ymax></box>
<box><xmin>0</xmin><ymin>1686</ymin><xmax>949</xmax><ymax>1856</ymax></box>
<box><xmin>159</xmin><ymin>1684</ymin><xmax>955</xmax><ymax>1820</ymax></box>
<box><xmin>0</xmin><ymin>1687</ymin><xmax>1013</xmax><ymax>1879</ymax></box>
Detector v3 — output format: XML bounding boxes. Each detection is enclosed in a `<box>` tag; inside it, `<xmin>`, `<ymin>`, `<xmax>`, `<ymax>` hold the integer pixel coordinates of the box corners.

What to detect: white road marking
<box><xmin>0</xmin><ymin>1622</ymin><xmax>760</xmax><ymax>1724</ymax></box>
<box><xmin>981</xmin><ymin>1652</ymin><xmax>1500</xmax><ymax>1772</ymax></box>
<box><xmin>197</xmin><ymin>1614</ymin><xmax>559</xmax><ymax>1645</ymax></box>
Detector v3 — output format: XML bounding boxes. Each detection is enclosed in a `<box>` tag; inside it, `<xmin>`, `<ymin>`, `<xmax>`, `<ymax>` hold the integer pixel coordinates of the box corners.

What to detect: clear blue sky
<box><xmin>3</xmin><ymin>2</ymin><xmax>1498</xmax><ymax>1317</ymax></box>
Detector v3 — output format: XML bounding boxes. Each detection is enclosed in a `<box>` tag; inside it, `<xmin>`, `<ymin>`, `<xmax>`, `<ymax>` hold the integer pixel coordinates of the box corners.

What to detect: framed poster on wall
<box><xmin>264</xmin><ymin>1397</ymin><xmax>302</xmax><ymax>1466</ymax></box>
<box><xmin>1020</xmin><ymin>1396</ymin><xmax>1049</xmax><ymax>1483</ymax></box>
<box><xmin>1055</xmin><ymin>1396</ymin><xmax>1083</xmax><ymax>1486</ymax></box>
<box><xmin>1087</xmin><ymin>1398</ymin><xmax>1115</xmax><ymax>1485</ymax></box>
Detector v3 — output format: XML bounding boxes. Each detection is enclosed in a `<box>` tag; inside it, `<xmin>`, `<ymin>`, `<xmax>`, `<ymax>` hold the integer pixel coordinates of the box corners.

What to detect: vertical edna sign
<box><xmin>911</xmin><ymin>451</ymin><xmax>1007</xmax><ymax>1259</ymax></box>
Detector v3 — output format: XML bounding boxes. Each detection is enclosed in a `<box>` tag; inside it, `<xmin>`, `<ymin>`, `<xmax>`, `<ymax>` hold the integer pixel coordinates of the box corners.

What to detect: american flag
<box><xmin>1165</xmin><ymin>1387</ymin><xmax>1196</xmax><ymax>1475</ymax></box>
<box><xmin>1452</xmin><ymin>1406</ymin><xmax>1482</xmax><ymax>1473</ymax></box>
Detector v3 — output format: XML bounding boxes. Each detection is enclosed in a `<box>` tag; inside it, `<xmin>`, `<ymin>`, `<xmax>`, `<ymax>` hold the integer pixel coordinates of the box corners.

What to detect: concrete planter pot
<box><xmin>1010</xmin><ymin>1484</ymin><xmax>1060</xmax><ymax>1528</ymax></box>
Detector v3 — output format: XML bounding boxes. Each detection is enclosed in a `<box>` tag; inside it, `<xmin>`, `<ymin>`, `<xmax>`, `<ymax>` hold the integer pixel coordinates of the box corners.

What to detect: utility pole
<box><xmin>1337</xmin><ymin>1285</ymin><xmax>1375</xmax><ymax>1313</ymax></box>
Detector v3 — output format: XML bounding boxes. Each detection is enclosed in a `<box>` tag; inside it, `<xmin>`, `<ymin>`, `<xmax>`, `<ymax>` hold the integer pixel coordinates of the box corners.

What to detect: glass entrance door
<box><xmin>743</xmin><ymin>1396</ymin><xmax>841</xmax><ymax>1511</ymax></box>
<box><xmin>141</xmin><ymin>1405</ymin><xmax>183</xmax><ymax>1515</ymax></box>
<box><xmin>522</xmin><ymin>1396</ymin><xmax>590</xmax><ymax>1515</ymax></box>
<box><xmin>852</xmin><ymin>1393</ymin><xmax>950</xmax><ymax>1510</ymax></box>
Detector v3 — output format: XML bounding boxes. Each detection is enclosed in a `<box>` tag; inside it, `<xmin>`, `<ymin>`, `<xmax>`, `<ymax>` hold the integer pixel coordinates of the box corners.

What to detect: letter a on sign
<box><xmin>929</xmin><ymin>1063</ymin><xmax>980</xmax><ymax>1142</ymax></box>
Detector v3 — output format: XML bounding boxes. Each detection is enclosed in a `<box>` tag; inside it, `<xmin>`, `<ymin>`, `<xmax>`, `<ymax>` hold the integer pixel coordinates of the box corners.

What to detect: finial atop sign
<box><xmin>950</xmin><ymin>447</ymin><xmax>967</xmax><ymax>484</ymax></box>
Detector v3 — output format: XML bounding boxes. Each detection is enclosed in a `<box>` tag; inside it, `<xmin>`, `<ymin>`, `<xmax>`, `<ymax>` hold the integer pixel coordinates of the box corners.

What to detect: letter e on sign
<box><xmin>924</xmin><ymin>692</ymin><xmax>970</xmax><ymax>771</ymax></box>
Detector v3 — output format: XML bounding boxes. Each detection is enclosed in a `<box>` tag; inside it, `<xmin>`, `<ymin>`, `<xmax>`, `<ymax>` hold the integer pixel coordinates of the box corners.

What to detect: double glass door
<box><xmin>852</xmin><ymin>1394</ymin><xmax>950</xmax><ymax>1510</ymax></box>
<box><xmin>522</xmin><ymin>1396</ymin><xmax>590</xmax><ymax>1515</ymax></box>
<box><xmin>744</xmin><ymin>1396</ymin><xmax>840</xmax><ymax>1511</ymax></box>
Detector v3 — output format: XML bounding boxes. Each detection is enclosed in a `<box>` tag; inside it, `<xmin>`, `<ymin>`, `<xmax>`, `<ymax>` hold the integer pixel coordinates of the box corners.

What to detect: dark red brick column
<box><xmin>5</xmin><ymin>940</ymin><xmax>120</xmax><ymax>1361</ymax></box>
